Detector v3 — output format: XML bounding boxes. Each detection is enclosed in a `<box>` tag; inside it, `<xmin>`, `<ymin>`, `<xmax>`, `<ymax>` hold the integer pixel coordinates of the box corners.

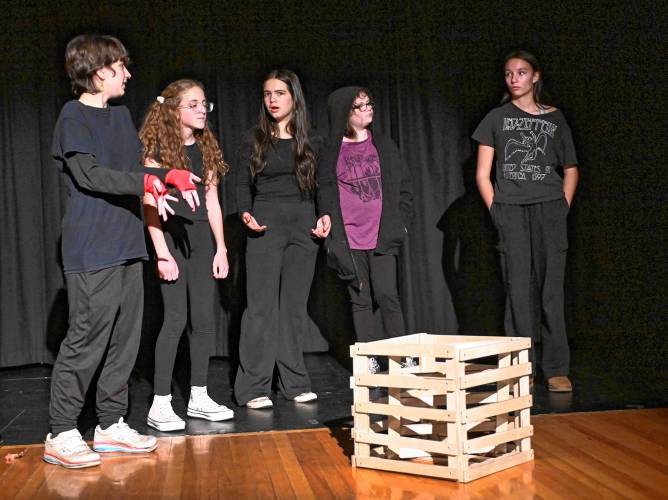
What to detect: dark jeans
<box><xmin>234</xmin><ymin>201</ymin><xmax>319</xmax><ymax>405</ymax></box>
<box><xmin>153</xmin><ymin>218</ymin><xmax>216</xmax><ymax>396</ymax></box>
<box><xmin>49</xmin><ymin>261</ymin><xmax>143</xmax><ymax>435</ymax></box>
<box><xmin>348</xmin><ymin>250</ymin><xmax>406</xmax><ymax>343</ymax></box>
<box><xmin>491</xmin><ymin>197</ymin><xmax>571</xmax><ymax>378</ymax></box>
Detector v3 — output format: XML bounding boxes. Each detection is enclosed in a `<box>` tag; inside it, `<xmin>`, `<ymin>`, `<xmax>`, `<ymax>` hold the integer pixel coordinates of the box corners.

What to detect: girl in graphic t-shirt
<box><xmin>140</xmin><ymin>79</ymin><xmax>235</xmax><ymax>430</ymax></box>
<box><xmin>473</xmin><ymin>50</ymin><xmax>579</xmax><ymax>392</ymax></box>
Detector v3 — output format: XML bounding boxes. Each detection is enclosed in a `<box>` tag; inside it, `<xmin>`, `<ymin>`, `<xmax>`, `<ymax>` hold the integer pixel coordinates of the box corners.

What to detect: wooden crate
<box><xmin>350</xmin><ymin>333</ymin><xmax>533</xmax><ymax>483</ymax></box>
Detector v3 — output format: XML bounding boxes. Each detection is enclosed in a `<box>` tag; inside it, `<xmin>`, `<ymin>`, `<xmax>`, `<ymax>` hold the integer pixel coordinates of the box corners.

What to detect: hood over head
<box><xmin>327</xmin><ymin>86</ymin><xmax>365</xmax><ymax>140</ymax></box>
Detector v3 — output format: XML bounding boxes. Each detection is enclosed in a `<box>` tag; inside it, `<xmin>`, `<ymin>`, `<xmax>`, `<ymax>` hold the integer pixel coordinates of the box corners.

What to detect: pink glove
<box><xmin>165</xmin><ymin>169</ymin><xmax>197</xmax><ymax>192</ymax></box>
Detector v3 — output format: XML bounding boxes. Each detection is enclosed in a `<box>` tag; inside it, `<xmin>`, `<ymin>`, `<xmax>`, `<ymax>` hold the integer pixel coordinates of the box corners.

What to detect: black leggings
<box><xmin>348</xmin><ymin>250</ymin><xmax>406</xmax><ymax>343</ymax></box>
<box><xmin>153</xmin><ymin>218</ymin><xmax>216</xmax><ymax>395</ymax></box>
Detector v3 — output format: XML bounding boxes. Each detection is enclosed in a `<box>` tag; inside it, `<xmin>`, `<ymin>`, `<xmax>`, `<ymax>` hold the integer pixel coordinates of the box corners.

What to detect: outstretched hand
<box><xmin>311</xmin><ymin>215</ymin><xmax>331</xmax><ymax>238</ymax></box>
<box><xmin>241</xmin><ymin>212</ymin><xmax>267</xmax><ymax>232</ymax></box>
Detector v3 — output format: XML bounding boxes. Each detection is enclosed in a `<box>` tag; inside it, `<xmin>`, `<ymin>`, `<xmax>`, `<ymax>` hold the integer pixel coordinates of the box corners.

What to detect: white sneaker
<box><xmin>401</xmin><ymin>357</ymin><xmax>418</xmax><ymax>368</ymax></box>
<box><xmin>93</xmin><ymin>417</ymin><xmax>158</xmax><ymax>453</ymax></box>
<box><xmin>246</xmin><ymin>396</ymin><xmax>273</xmax><ymax>409</ymax></box>
<box><xmin>43</xmin><ymin>429</ymin><xmax>101</xmax><ymax>468</ymax></box>
<box><xmin>368</xmin><ymin>357</ymin><xmax>381</xmax><ymax>374</ymax></box>
<box><xmin>293</xmin><ymin>392</ymin><xmax>317</xmax><ymax>403</ymax></box>
<box><xmin>147</xmin><ymin>394</ymin><xmax>186</xmax><ymax>432</ymax></box>
<box><xmin>187</xmin><ymin>386</ymin><xmax>234</xmax><ymax>421</ymax></box>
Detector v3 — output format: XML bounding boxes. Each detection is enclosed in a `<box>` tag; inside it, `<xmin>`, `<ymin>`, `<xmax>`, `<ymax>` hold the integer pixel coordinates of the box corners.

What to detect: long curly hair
<box><xmin>250</xmin><ymin>69</ymin><xmax>316</xmax><ymax>192</ymax></box>
<box><xmin>139</xmin><ymin>79</ymin><xmax>229</xmax><ymax>184</ymax></box>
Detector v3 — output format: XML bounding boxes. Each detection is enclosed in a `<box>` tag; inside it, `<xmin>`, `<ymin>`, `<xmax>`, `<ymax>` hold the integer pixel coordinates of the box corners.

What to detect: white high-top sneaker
<box><xmin>187</xmin><ymin>386</ymin><xmax>234</xmax><ymax>421</ymax></box>
<box><xmin>147</xmin><ymin>394</ymin><xmax>186</xmax><ymax>432</ymax></box>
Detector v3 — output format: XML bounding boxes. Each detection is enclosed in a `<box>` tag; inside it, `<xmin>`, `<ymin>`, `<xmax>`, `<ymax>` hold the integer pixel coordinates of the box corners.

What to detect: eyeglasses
<box><xmin>178</xmin><ymin>101</ymin><xmax>215</xmax><ymax>113</ymax></box>
<box><xmin>352</xmin><ymin>101</ymin><xmax>374</xmax><ymax>112</ymax></box>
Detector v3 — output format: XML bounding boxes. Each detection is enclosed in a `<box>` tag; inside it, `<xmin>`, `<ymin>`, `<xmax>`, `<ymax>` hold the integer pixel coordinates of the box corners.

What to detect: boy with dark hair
<box><xmin>44</xmin><ymin>34</ymin><xmax>198</xmax><ymax>469</ymax></box>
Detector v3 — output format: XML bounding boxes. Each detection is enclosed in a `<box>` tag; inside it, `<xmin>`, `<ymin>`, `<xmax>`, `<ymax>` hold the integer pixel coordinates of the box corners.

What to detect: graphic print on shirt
<box><xmin>502</xmin><ymin>117</ymin><xmax>557</xmax><ymax>182</ymax></box>
<box><xmin>341</xmin><ymin>153</ymin><xmax>382</xmax><ymax>202</ymax></box>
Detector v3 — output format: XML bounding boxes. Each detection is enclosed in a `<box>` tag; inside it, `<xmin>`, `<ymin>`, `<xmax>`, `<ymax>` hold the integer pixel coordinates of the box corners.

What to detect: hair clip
<box><xmin>156</xmin><ymin>96</ymin><xmax>165</xmax><ymax>104</ymax></box>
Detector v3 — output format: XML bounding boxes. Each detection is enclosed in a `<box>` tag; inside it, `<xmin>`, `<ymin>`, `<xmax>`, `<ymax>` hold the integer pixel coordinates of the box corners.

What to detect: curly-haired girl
<box><xmin>140</xmin><ymin>79</ymin><xmax>234</xmax><ymax>430</ymax></box>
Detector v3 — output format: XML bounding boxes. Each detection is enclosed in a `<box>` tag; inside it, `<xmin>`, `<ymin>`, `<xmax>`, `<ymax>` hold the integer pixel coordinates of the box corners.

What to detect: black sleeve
<box><xmin>315</xmin><ymin>141</ymin><xmax>338</xmax><ymax>218</ymax></box>
<box><xmin>235</xmin><ymin>134</ymin><xmax>254</xmax><ymax>214</ymax></box>
<box><xmin>395</xmin><ymin>142</ymin><xmax>414</xmax><ymax>227</ymax></box>
<box><xmin>64</xmin><ymin>152</ymin><xmax>144</xmax><ymax>196</ymax></box>
<box><xmin>557</xmin><ymin>116</ymin><xmax>578</xmax><ymax>167</ymax></box>
<box><xmin>471</xmin><ymin>110</ymin><xmax>495</xmax><ymax>147</ymax></box>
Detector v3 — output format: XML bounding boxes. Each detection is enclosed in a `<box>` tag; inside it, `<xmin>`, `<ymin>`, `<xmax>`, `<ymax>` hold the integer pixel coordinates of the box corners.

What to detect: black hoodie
<box><xmin>317</xmin><ymin>86</ymin><xmax>413</xmax><ymax>285</ymax></box>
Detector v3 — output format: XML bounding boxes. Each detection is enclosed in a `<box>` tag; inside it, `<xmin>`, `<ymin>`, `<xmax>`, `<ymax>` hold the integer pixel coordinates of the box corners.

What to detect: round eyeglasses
<box><xmin>178</xmin><ymin>101</ymin><xmax>215</xmax><ymax>113</ymax></box>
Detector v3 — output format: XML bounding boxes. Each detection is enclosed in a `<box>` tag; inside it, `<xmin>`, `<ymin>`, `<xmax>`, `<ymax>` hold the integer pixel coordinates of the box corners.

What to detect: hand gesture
<box><xmin>311</xmin><ymin>215</ymin><xmax>331</xmax><ymax>238</ymax></box>
<box><xmin>157</xmin><ymin>254</ymin><xmax>179</xmax><ymax>281</ymax></box>
<box><xmin>213</xmin><ymin>250</ymin><xmax>229</xmax><ymax>279</ymax></box>
<box><xmin>241</xmin><ymin>212</ymin><xmax>267</xmax><ymax>232</ymax></box>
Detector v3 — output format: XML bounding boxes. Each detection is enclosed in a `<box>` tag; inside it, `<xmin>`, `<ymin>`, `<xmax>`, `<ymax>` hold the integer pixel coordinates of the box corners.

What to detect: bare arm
<box><xmin>143</xmin><ymin>194</ymin><xmax>179</xmax><ymax>281</ymax></box>
<box><xmin>563</xmin><ymin>165</ymin><xmax>579</xmax><ymax>206</ymax></box>
<box><xmin>205</xmin><ymin>177</ymin><xmax>229</xmax><ymax>279</ymax></box>
<box><xmin>475</xmin><ymin>144</ymin><xmax>496</xmax><ymax>210</ymax></box>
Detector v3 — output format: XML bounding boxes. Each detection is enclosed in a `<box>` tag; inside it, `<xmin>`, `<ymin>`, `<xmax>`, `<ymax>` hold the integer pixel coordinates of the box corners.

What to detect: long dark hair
<box><xmin>250</xmin><ymin>69</ymin><xmax>316</xmax><ymax>192</ymax></box>
<box><xmin>501</xmin><ymin>50</ymin><xmax>552</xmax><ymax>107</ymax></box>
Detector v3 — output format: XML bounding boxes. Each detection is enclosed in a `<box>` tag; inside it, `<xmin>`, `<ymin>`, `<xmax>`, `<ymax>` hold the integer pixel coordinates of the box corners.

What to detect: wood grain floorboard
<box><xmin>0</xmin><ymin>409</ymin><xmax>666</xmax><ymax>499</ymax></box>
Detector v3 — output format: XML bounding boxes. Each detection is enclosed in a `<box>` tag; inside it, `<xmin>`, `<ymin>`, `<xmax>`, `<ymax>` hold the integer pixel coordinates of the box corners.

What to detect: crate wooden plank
<box><xmin>353</xmin><ymin>456</ymin><xmax>458</xmax><ymax>480</ymax></box>
<box><xmin>464</xmin><ymin>425</ymin><xmax>533</xmax><ymax>453</ymax></box>
<box><xmin>461</xmin><ymin>362</ymin><xmax>532</xmax><ymax>389</ymax></box>
<box><xmin>462</xmin><ymin>449</ymin><xmax>534</xmax><ymax>482</ymax></box>
<box><xmin>355</xmin><ymin>402</ymin><xmax>456</xmax><ymax>422</ymax></box>
<box><xmin>464</xmin><ymin>395</ymin><xmax>533</xmax><ymax>423</ymax></box>
<box><xmin>355</xmin><ymin>374</ymin><xmax>454</xmax><ymax>391</ymax></box>
<box><xmin>458</xmin><ymin>338</ymin><xmax>531</xmax><ymax>361</ymax></box>
<box><xmin>355</xmin><ymin>430</ymin><xmax>457</xmax><ymax>455</ymax></box>
<box><xmin>352</xmin><ymin>343</ymin><xmax>454</xmax><ymax>358</ymax></box>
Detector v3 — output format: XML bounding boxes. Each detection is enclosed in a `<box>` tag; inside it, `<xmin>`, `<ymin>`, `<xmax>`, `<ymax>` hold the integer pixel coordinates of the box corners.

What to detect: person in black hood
<box><xmin>317</xmin><ymin>86</ymin><xmax>413</xmax><ymax>363</ymax></box>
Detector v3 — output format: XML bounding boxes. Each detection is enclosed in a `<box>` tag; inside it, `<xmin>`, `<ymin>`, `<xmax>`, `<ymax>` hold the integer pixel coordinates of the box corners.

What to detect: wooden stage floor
<box><xmin>1</xmin><ymin>409</ymin><xmax>666</xmax><ymax>499</ymax></box>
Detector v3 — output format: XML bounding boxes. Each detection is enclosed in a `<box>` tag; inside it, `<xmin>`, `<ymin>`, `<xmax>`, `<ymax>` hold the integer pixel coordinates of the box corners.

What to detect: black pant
<box><xmin>49</xmin><ymin>261</ymin><xmax>143</xmax><ymax>434</ymax></box>
<box><xmin>154</xmin><ymin>218</ymin><xmax>216</xmax><ymax>396</ymax></box>
<box><xmin>234</xmin><ymin>201</ymin><xmax>318</xmax><ymax>405</ymax></box>
<box><xmin>491</xmin><ymin>197</ymin><xmax>570</xmax><ymax>378</ymax></box>
<box><xmin>348</xmin><ymin>250</ymin><xmax>406</xmax><ymax>343</ymax></box>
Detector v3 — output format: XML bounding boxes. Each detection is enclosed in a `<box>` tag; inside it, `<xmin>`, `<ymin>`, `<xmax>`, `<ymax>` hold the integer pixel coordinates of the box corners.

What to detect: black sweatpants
<box><xmin>234</xmin><ymin>201</ymin><xmax>318</xmax><ymax>405</ymax></box>
<box><xmin>49</xmin><ymin>260</ymin><xmax>143</xmax><ymax>435</ymax></box>
<box><xmin>154</xmin><ymin>218</ymin><xmax>216</xmax><ymax>396</ymax></box>
<box><xmin>348</xmin><ymin>250</ymin><xmax>406</xmax><ymax>343</ymax></box>
<box><xmin>491</xmin><ymin>197</ymin><xmax>570</xmax><ymax>378</ymax></box>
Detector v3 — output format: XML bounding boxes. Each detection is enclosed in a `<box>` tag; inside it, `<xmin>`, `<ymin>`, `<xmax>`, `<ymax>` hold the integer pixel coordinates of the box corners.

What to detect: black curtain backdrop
<box><xmin>1</xmin><ymin>2</ymin><xmax>666</xmax><ymax>378</ymax></box>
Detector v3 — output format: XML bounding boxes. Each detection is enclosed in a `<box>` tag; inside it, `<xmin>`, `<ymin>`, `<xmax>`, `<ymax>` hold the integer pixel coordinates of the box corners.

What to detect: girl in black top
<box><xmin>234</xmin><ymin>69</ymin><xmax>329</xmax><ymax>408</ymax></box>
<box><xmin>140</xmin><ymin>79</ymin><xmax>234</xmax><ymax>430</ymax></box>
<box><xmin>473</xmin><ymin>50</ymin><xmax>579</xmax><ymax>392</ymax></box>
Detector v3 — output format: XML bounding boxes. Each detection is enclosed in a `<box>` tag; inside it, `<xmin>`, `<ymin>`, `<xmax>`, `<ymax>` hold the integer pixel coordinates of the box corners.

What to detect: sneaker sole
<box><xmin>187</xmin><ymin>408</ymin><xmax>234</xmax><ymax>421</ymax></box>
<box><xmin>43</xmin><ymin>454</ymin><xmax>100</xmax><ymax>468</ymax></box>
<box><xmin>147</xmin><ymin>417</ymin><xmax>186</xmax><ymax>432</ymax></box>
<box><xmin>246</xmin><ymin>401</ymin><xmax>273</xmax><ymax>409</ymax></box>
<box><xmin>294</xmin><ymin>395</ymin><xmax>317</xmax><ymax>403</ymax></box>
<box><xmin>93</xmin><ymin>442</ymin><xmax>158</xmax><ymax>453</ymax></box>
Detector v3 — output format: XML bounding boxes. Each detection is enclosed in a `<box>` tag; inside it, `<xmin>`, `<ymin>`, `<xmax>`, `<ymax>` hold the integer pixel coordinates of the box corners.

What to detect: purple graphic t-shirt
<box><xmin>337</xmin><ymin>132</ymin><xmax>382</xmax><ymax>250</ymax></box>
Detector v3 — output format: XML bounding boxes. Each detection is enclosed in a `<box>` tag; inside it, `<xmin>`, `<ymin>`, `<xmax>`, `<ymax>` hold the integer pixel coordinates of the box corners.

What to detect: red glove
<box><xmin>165</xmin><ymin>169</ymin><xmax>197</xmax><ymax>192</ymax></box>
<box><xmin>144</xmin><ymin>174</ymin><xmax>166</xmax><ymax>203</ymax></box>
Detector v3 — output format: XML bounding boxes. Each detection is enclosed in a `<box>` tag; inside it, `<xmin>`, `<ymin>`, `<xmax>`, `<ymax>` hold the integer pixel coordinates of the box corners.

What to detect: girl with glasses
<box><xmin>317</xmin><ymin>87</ymin><xmax>413</xmax><ymax>372</ymax></box>
<box><xmin>473</xmin><ymin>50</ymin><xmax>579</xmax><ymax>392</ymax></box>
<box><xmin>140</xmin><ymin>79</ymin><xmax>234</xmax><ymax>430</ymax></box>
<box><xmin>234</xmin><ymin>69</ymin><xmax>328</xmax><ymax>409</ymax></box>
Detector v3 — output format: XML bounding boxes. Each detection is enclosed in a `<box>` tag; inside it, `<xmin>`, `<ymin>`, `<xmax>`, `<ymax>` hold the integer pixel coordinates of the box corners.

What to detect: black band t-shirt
<box><xmin>52</xmin><ymin>100</ymin><xmax>147</xmax><ymax>273</ymax></box>
<box><xmin>472</xmin><ymin>102</ymin><xmax>578</xmax><ymax>204</ymax></box>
